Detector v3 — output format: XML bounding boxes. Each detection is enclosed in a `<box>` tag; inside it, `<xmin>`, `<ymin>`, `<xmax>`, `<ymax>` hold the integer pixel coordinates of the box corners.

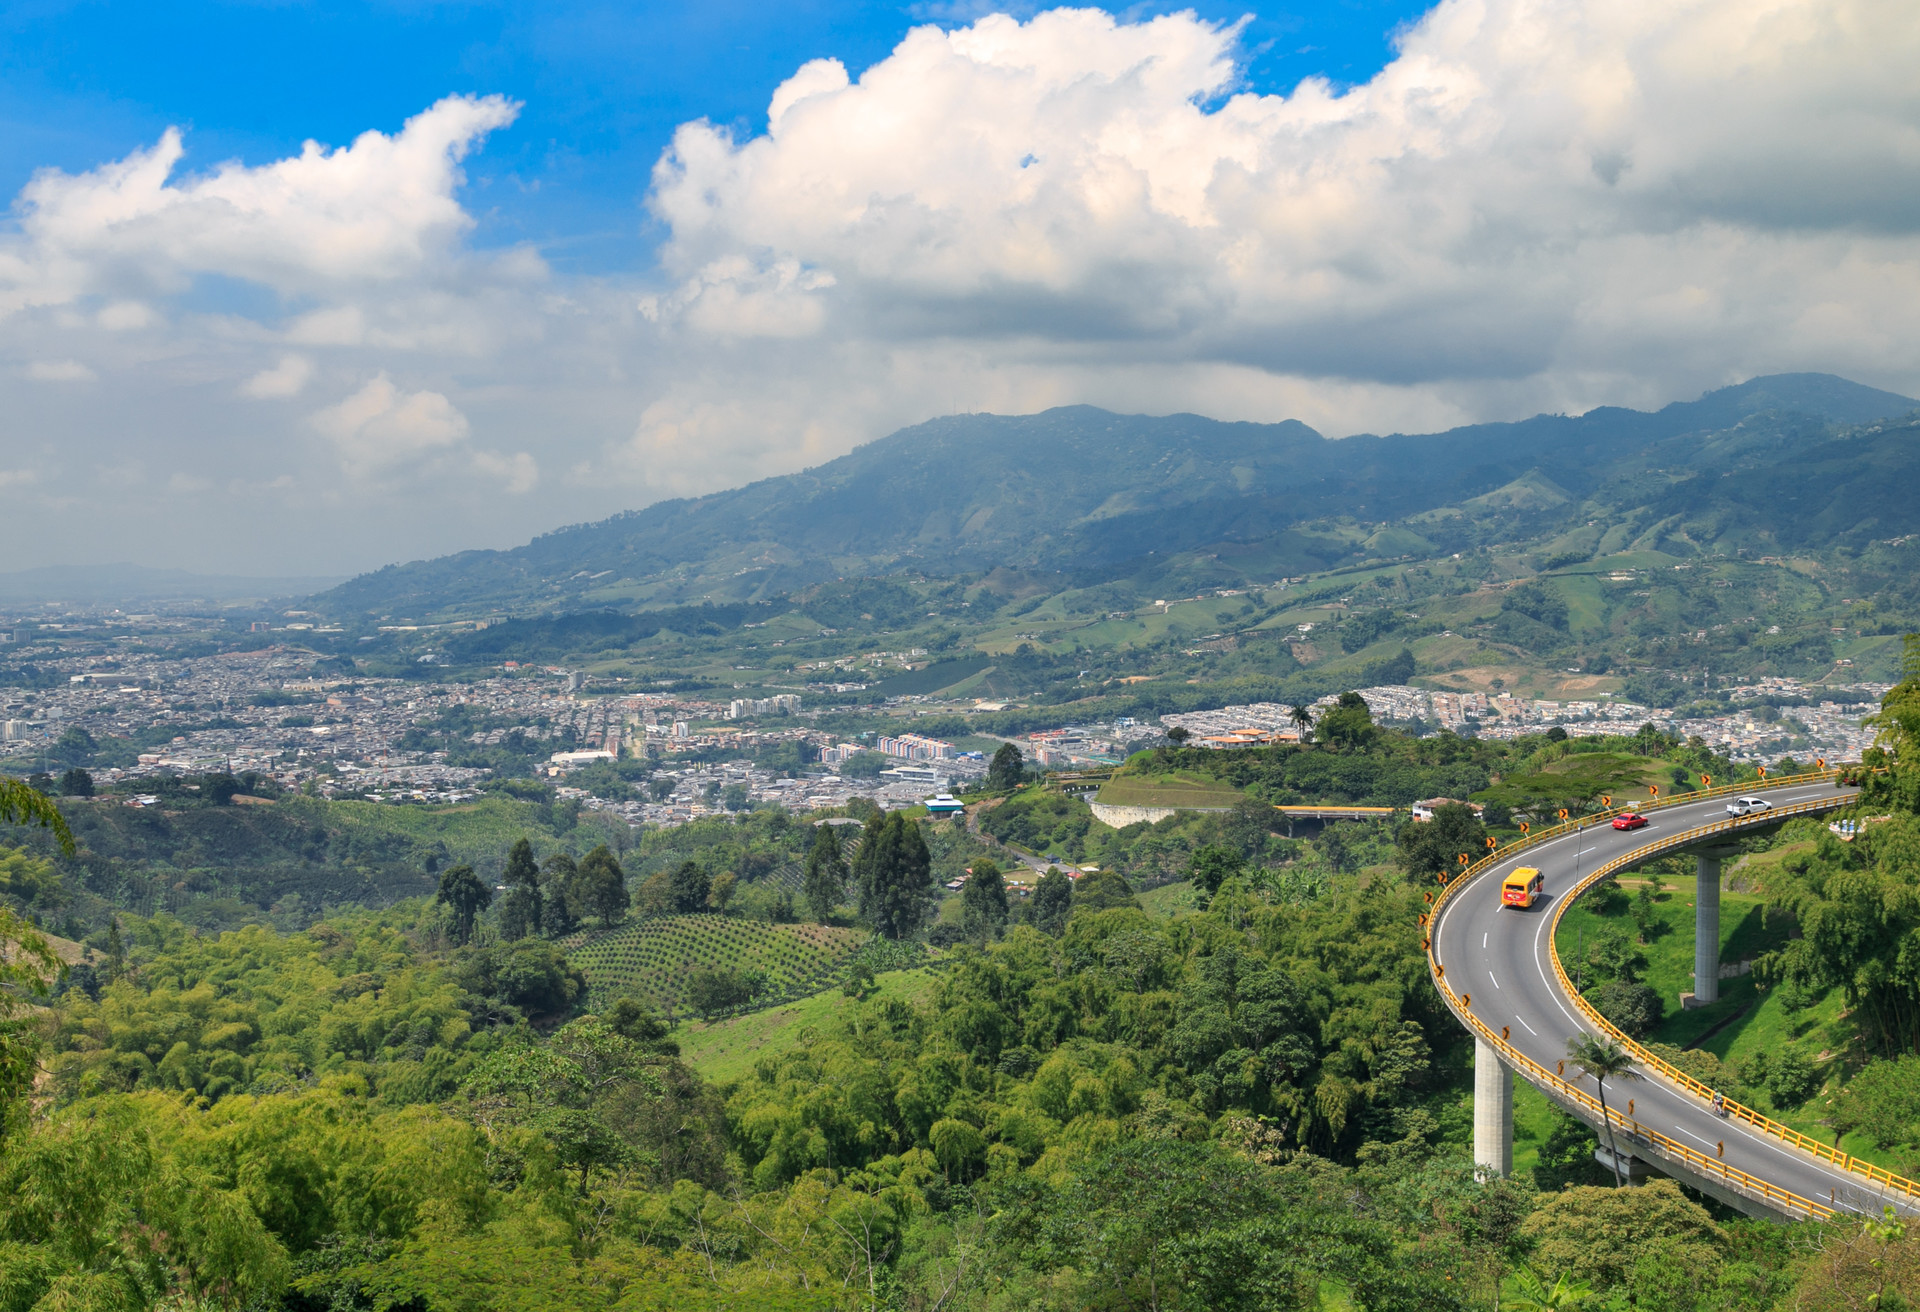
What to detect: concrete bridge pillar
<box><xmin>1474</xmin><ymin>1037</ymin><xmax>1513</xmax><ymax>1179</ymax></box>
<box><xmin>1684</xmin><ymin>845</ymin><xmax>1741</xmax><ymax>1009</ymax></box>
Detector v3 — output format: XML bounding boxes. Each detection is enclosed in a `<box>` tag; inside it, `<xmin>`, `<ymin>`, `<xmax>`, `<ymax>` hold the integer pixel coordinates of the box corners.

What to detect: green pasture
<box><xmin>672</xmin><ymin>967</ymin><xmax>945</xmax><ymax>1084</ymax></box>
<box><xmin>1095</xmin><ymin>770</ymin><xmax>1245</xmax><ymax>810</ymax></box>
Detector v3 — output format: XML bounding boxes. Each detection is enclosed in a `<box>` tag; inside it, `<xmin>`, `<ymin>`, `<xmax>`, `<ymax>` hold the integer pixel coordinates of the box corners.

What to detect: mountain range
<box><xmin>316</xmin><ymin>373</ymin><xmax>1919</xmax><ymax>622</ymax></box>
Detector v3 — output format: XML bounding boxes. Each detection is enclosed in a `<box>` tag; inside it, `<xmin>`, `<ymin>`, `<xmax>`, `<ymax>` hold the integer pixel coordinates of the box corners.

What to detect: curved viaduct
<box><xmin>1426</xmin><ymin>772</ymin><xmax>1920</xmax><ymax>1221</ymax></box>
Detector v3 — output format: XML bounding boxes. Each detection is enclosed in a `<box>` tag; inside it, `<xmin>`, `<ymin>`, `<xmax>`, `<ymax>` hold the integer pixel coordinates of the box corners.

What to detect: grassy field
<box><xmin>672</xmin><ymin>967</ymin><xmax>944</xmax><ymax>1083</ymax></box>
<box><xmin>567</xmin><ymin>915</ymin><xmax>865</xmax><ymax>1014</ymax></box>
<box><xmin>1095</xmin><ymin>770</ymin><xmax>1245</xmax><ymax>810</ymax></box>
<box><xmin>1137</xmin><ymin>879</ymin><xmax>1198</xmax><ymax>920</ymax></box>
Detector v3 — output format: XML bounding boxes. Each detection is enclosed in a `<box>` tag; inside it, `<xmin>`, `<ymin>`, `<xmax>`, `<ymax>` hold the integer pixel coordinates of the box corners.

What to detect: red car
<box><xmin>1612</xmin><ymin>812</ymin><xmax>1648</xmax><ymax>830</ymax></box>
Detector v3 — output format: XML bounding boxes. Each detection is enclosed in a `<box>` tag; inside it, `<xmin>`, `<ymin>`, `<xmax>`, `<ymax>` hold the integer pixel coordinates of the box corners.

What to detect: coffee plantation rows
<box><xmin>566</xmin><ymin>915</ymin><xmax>865</xmax><ymax>1014</ymax></box>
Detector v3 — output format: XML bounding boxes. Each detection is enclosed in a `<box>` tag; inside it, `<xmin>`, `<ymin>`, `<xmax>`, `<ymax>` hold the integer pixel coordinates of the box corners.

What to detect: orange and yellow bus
<box><xmin>1501</xmin><ymin>867</ymin><xmax>1544</xmax><ymax>909</ymax></box>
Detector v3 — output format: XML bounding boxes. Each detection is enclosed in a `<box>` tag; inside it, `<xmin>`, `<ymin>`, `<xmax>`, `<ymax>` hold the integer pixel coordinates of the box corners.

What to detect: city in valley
<box><xmin>1</xmin><ymin>611</ymin><xmax>1886</xmax><ymax>831</ymax></box>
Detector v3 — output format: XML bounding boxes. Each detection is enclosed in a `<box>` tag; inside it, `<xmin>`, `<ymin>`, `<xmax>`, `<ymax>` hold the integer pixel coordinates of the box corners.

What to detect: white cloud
<box><xmin>0</xmin><ymin>94</ymin><xmax>521</xmax><ymax>313</ymax></box>
<box><xmin>311</xmin><ymin>373</ymin><xmax>470</xmax><ymax>476</ymax></box>
<box><xmin>241</xmin><ymin>354</ymin><xmax>316</xmax><ymax>399</ymax></box>
<box><xmin>472</xmin><ymin>450</ymin><xmax>540</xmax><ymax>494</ymax></box>
<box><xmin>1</xmin><ymin>2</ymin><xmax>1919</xmax><ymax>573</ymax></box>
<box><xmin>97</xmin><ymin>301</ymin><xmax>156</xmax><ymax>331</ymax></box>
<box><xmin>648</xmin><ymin>1</ymin><xmax>1920</xmax><ymax>395</ymax></box>
<box><xmin>27</xmin><ymin>359</ymin><xmax>95</xmax><ymax>382</ymax></box>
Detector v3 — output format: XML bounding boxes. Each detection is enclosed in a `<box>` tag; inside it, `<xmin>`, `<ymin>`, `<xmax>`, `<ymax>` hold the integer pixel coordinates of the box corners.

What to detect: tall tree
<box><xmin>1567</xmin><ymin>1033</ymin><xmax>1639</xmax><ymax>1188</ymax></box>
<box><xmin>1315</xmin><ymin>691</ymin><xmax>1377</xmax><ymax>752</ymax></box>
<box><xmin>1031</xmin><ymin>866</ymin><xmax>1073</xmax><ymax>935</ymax></box>
<box><xmin>437</xmin><ymin>865</ymin><xmax>492</xmax><ymax>945</ymax></box>
<box><xmin>802</xmin><ymin>822</ymin><xmax>847</xmax><ymax>923</ymax></box>
<box><xmin>961</xmin><ymin>857</ymin><xmax>1008</xmax><ymax>942</ymax></box>
<box><xmin>577</xmin><ymin>845</ymin><xmax>628</xmax><ymax>925</ymax></box>
<box><xmin>1188</xmin><ymin>845</ymin><xmax>1243</xmax><ymax>894</ymax></box>
<box><xmin>1320</xmin><ymin>823</ymin><xmax>1358</xmax><ymax>875</ymax></box>
<box><xmin>499</xmin><ymin>838</ymin><xmax>543</xmax><ymax>941</ymax></box>
<box><xmin>1289</xmin><ymin>703</ymin><xmax>1316</xmax><ymax>742</ymax></box>
<box><xmin>541</xmin><ymin>852</ymin><xmax>581</xmax><ymax>936</ymax></box>
<box><xmin>986</xmin><ymin>742</ymin><xmax>1027</xmax><ymax>792</ymax></box>
<box><xmin>854</xmin><ymin>811</ymin><xmax>933</xmax><ymax>940</ymax></box>
<box><xmin>667</xmin><ymin>860</ymin><xmax>710</xmax><ymax>914</ymax></box>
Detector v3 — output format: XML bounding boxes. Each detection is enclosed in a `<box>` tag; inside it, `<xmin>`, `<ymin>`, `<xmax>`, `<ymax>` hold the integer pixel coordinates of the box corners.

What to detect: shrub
<box><xmin>1590</xmin><ymin>980</ymin><xmax>1664</xmax><ymax>1038</ymax></box>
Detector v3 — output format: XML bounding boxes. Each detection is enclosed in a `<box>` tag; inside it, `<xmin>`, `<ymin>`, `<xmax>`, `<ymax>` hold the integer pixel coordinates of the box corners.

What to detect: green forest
<box><xmin>4</xmin><ymin>674</ymin><xmax>1920</xmax><ymax>1309</ymax></box>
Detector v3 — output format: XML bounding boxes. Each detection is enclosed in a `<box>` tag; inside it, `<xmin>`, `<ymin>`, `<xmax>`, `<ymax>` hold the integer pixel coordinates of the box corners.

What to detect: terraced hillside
<box><xmin>566</xmin><ymin>915</ymin><xmax>866</xmax><ymax>1014</ymax></box>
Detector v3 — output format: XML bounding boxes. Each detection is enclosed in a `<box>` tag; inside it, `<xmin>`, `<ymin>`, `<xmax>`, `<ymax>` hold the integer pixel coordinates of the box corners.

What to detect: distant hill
<box><xmin>315</xmin><ymin>373</ymin><xmax>1917</xmax><ymax>620</ymax></box>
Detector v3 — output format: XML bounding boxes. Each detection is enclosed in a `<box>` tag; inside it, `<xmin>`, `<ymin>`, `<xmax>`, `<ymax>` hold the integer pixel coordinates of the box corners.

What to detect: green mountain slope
<box><xmin>316</xmin><ymin>373</ymin><xmax>1916</xmax><ymax>622</ymax></box>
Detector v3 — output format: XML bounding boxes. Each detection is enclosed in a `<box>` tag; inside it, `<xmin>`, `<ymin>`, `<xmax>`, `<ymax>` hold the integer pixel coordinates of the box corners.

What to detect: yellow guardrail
<box><xmin>1424</xmin><ymin>769</ymin><xmax>1920</xmax><ymax>1213</ymax></box>
<box><xmin>1436</xmin><ymin>973</ymin><xmax>1835</xmax><ymax>1219</ymax></box>
<box><xmin>1542</xmin><ymin>800</ymin><xmax>1920</xmax><ymax>1207</ymax></box>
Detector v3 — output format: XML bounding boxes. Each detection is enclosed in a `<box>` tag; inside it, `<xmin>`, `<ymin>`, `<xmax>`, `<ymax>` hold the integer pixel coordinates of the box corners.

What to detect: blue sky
<box><xmin>0</xmin><ymin>1</ymin><xmax>1436</xmax><ymax>275</ymax></box>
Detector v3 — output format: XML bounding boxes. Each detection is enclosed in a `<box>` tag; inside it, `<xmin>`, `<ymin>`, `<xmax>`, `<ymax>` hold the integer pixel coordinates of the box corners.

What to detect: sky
<box><xmin>2</xmin><ymin>0</ymin><xmax>1917</xmax><ymax>577</ymax></box>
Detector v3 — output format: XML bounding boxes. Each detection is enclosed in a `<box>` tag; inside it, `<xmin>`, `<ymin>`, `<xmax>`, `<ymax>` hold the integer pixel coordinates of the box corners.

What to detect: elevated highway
<box><xmin>1428</xmin><ymin>772</ymin><xmax>1920</xmax><ymax>1221</ymax></box>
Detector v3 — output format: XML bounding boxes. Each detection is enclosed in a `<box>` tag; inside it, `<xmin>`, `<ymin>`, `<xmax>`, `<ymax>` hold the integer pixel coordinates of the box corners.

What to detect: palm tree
<box><xmin>0</xmin><ymin>777</ymin><xmax>73</xmax><ymax>856</ymax></box>
<box><xmin>1567</xmin><ymin>1032</ymin><xmax>1639</xmax><ymax>1188</ymax></box>
<box><xmin>1288</xmin><ymin>703</ymin><xmax>1314</xmax><ymax>744</ymax></box>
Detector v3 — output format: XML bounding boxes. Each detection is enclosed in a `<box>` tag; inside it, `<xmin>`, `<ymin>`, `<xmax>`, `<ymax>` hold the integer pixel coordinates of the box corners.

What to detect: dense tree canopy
<box><xmin>0</xmin><ymin>849</ymin><xmax>1913</xmax><ymax>1311</ymax></box>
<box><xmin>1759</xmin><ymin>648</ymin><xmax>1920</xmax><ymax>1056</ymax></box>
<box><xmin>3</xmin><ymin>705</ymin><xmax>1916</xmax><ymax>1310</ymax></box>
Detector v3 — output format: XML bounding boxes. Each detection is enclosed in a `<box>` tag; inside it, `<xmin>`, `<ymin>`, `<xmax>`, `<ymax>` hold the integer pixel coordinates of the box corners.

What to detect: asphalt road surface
<box><xmin>1430</xmin><ymin>778</ymin><xmax>1917</xmax><ymax>1217</ymax></box>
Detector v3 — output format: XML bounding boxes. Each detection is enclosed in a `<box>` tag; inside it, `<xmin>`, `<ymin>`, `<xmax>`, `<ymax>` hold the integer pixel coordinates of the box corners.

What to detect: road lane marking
<box><xmin>1489</xmin><ymin>971</ymin><xmax>1500</xmax><ymax>990</ymax></box>
<box><xmin>1535</xmin><ymin>909</ymin><xmax>1586</xmax><ymax>1031</ymax></box>
<box><xmin>1433</xmin><ymin>785</ymin><xmax>1870</xmax><ymax>1198</ymax></box>
<box><xmin>1483</xmin><ymin>932</ymin><xmax>1488</xmax><ymax>948</ymax></box>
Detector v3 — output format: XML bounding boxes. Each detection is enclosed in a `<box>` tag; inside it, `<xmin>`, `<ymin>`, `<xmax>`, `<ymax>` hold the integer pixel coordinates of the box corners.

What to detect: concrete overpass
<box><xmin>1428</xmin><ymin>771</ymin><xmax>1920</xmax><ymax>1222</ymax></box>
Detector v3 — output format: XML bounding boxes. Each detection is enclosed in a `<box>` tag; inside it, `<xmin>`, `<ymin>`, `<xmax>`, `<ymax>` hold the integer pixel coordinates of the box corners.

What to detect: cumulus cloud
<box><xmin>311</xmin><ymin>374</ymin><xmax>470</xmax><ymax>476</ymax></box>
<box><xmin>0</xmin><ymin>94</ymin><xmax>520</xmax><ymax>313</ymax></box>
<box><xmin>649</xmin><ymin>1</ymin><xmax>1920</xmax><ymax>394</ymax></box>
<box><xmin>96</xmin><ymin>301</ymin><xmax>156</xmax><ymax>331</ymax></box>
<box><xmin>472</xmin><ymin>450</ymin><xmax>540</xmax><ymax>494</ymax></box>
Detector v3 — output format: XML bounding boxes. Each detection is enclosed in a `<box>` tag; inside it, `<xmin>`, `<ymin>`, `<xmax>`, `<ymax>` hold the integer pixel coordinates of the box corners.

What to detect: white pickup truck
<box><xmin>1726</xmin><ymin>795</ymin><xmax>1773</xmax><ymax>817</ymax></box>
